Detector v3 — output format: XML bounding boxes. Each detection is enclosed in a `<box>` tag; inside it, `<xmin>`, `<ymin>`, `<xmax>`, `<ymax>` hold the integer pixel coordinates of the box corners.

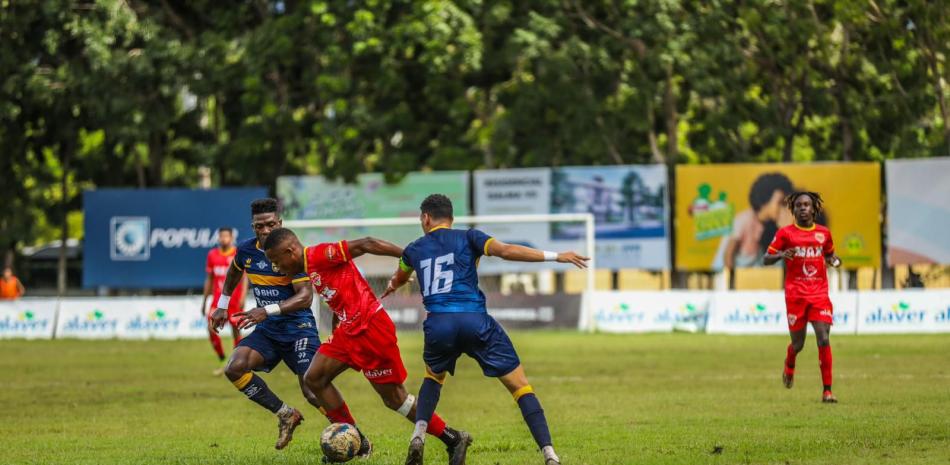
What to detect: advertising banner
<box><xmin>380</xmin><ymin>293</ymin><xmax>582</xmax><ymax>331</ymax></box>
<box><xmin>56</xmin><ymin>298</ymin><xmax>125</xmax><ymax>339</ymax></box>
<box><xmin>885</xmin><ymin>158</ymin><xmax>950</xmax><ymax>265</ymax></box>
<box><xmin>675</xmin><ymin>163</ymin><xmax>881</xmax><ymax>270</ymax></box>
<box><xmin>856</xmin><ymin>290</ymin><xmax>950</xmax><ymax>334</ymax></box>
<box><xmin>706</xmin><ymin>291</ymin><xmax>858</xmax><ymax>335</ymax></box>
<box><xmin>474</xmin><ymin>165</ymin><xmax>670</xmax><ymax>270</ymax></box>
<box><xmin>83</xmin><ymin>188</ymin><xmax>267</xmax><ymax>289</ymax></box>
<box><xmin>0</xmin><ymin>299</ymin><xmax>58</xmax><ymax>340</ymax></box>
<box><xmin>589</xmin><ymin>291</ymin><xmax>710</xmax><ymax>333</ymax></box>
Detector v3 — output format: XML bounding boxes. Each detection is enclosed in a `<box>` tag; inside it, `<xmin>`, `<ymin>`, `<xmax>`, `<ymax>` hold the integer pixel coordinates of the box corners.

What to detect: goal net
<box><xmin>284</xmin><ymin>213</ymin><xmax>597</xmax><ymax>331</ymax></box>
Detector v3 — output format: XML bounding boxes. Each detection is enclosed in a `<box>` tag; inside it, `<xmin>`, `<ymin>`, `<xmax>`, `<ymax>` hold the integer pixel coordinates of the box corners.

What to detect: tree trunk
<box><xmin>664</xmin><ymin>66</ymin><xmax>679</xmax><ymax>162</ymax></box>
<box><xmin>148</xmin><ymin>132</ymin><xmax>165</xmax><ymax>186</ymax></box>
<box><xmin>57</xmin><ymin>146</ymin><xmax>72</xmax><ymax>296</ymax></box>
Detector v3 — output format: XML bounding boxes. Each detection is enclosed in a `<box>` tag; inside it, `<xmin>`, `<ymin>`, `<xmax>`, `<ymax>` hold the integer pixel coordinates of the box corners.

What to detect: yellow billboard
<box><xmin>675</xmin><ymin>163</ymin><xmax>881</xmax><ymax>270</ymax></box>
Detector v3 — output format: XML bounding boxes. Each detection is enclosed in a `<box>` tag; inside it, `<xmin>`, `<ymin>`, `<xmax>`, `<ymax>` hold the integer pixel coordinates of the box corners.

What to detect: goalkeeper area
<box><xmin>3</xmin><ymin>333</ymin><xmax>947</xmax><ymax>465</ymax></box>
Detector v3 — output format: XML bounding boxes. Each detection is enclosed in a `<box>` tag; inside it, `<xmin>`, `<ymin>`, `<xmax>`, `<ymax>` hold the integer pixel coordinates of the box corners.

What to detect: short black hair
<box><xmin>749</xmin><ymin>173</ymin><xmax>794</xmax><ymax>211</ymax></box>
<box><xmin>251</xmin><ymin>198</ymin><xmax>279</xmax><ymax>216</ymax></box>
<box><xmin>786</xmin><ymin>191</ymin><xmax>824</xmax><ymax>218</ymax></box>
<box><xmin>262</xmin><ymin>227</ymin><xmax>298</xmax><ymax>251</ymax></box>
<box><xmin>217</xmin><ymin>227</ymin><xmax>233</xmax><ymax>235</ymax></box>
<box><xmin>420</xmin><ymin>194</ymin><xmax>453</xmax><ymax>220</ymax></box>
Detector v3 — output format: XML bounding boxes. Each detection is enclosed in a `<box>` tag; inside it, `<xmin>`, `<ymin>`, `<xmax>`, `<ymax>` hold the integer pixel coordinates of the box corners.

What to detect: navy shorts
<box><xmin>423</xmin><ymin>312</ymin><xmax>521</xmax><ymax>377</ymax></box>
<box><xmin>238</xmin><ymin>328</ymin><xmax>319</xmax><ymax>376</ymax></box>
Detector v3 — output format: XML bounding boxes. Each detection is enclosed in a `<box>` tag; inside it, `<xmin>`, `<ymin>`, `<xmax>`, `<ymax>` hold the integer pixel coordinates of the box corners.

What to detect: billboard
<box><xmin>381</xmin><ymin>292</ymin><xmax>582</xmax><ymax>331</ymax></box>
<box><xmin>474</xmin><ymin>165</ymin><xmax>670</xmax><ymax>270</ymax></box>
<box><xmin>0</xmin><ymin>299</ymin><xmax>58</xmax><ymax>340</ymax></box>
<box><xmin>856</xmin><ymin>290</ymin><xmax>950</xmax><ymax>334</ymax></box>
<box><xmin>675</xmin><ymin>163</ymin><xmax>881</xmax><ymax>271</ymax></box>
<box><xmin>278</xmin><ymin>171</ymin><xmax>469</xmax><ymax>252</ymax></box>
<box><xmin>83</xmin><ymin>188</ymin><xmax>267</xmax><ymax>289</ymax></box>
<box><xmin>885</xmin><ymin>158</ymin><xmax>950</xmax><ymax>265</ymax></box>
<box><xmin>705</xmin><ymin>291</ymin><xmax>858</xmax><ymax>335</ymax></box>
<box><xmin>589</xmin><ymin>291</ymin><xmax>710</xmax><ymax>333</ymax></box>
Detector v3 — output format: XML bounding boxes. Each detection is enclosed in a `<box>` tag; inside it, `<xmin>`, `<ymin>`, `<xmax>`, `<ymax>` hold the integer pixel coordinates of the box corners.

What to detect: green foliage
<box><xmin>2</xmin><ymin>0</ymin><xmax>948</xmax><ymax>250</ymax></box>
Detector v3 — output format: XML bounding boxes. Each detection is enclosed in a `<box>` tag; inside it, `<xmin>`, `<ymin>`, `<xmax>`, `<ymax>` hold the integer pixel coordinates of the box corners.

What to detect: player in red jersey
<box><xmin>262</xmin><ymin>228</ymin><xmax>471</xmax><ymax>464</ymax></box>
<box><xmin>200</xmin><ymin>227</ymin><xmax>247</xmax><ymax>375</ymax></box>
<box><xmin>764</xmin><ymin>192</ymin><xmax>842</xmax><ymax>403</ymax></box>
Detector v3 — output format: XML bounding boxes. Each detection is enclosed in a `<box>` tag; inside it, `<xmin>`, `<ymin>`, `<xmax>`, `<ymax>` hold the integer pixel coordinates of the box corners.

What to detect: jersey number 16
<box><xmin>420</xmin><ymin>253</ymin><xmax>454</xmax><ymax>297</ymax></box>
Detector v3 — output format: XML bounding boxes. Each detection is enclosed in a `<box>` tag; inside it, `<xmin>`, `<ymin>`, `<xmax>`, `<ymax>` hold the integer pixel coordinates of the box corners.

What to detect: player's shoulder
<box><xmin>815</xmin><ymin>223</ymin><xmax>832</xmax><ymax>233</ymax></box>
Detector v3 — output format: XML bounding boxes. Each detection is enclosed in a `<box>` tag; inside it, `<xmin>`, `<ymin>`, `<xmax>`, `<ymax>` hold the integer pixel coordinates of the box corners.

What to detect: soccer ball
<box><xmin>320</xmin><ymin>423</ymin><xmax>362</xmax><ymax>463</ymax></box>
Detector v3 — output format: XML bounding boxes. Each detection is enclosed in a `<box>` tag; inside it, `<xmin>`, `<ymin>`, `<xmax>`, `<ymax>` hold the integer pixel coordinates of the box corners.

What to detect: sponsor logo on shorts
<box><xmin>364</xmin><ymin>368</ymin><xmax>394</xmax><ymax>379</ymax></box>
<box><xmin>294</xmin><ymin>338</ymin><xmax>309</xmax><ymax>353</ymax></box>
<box><xmin>819</xmin><ymin>309</ymin><xmax>833</xmax><ymax>318</ymax></box>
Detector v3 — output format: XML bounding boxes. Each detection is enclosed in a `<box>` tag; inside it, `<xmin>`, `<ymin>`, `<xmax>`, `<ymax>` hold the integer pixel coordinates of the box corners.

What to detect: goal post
<box><xmin>284</xmin><ymin>213</ymin><xmax>597</xmax><ymax>331</ymax></box>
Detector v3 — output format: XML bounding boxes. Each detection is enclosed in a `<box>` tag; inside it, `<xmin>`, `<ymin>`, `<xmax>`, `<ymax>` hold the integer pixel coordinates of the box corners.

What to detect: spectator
<box><xmin>0</xmin><ymin>267</ymin><xmax>25</xmax><ymax>300</ymax></box>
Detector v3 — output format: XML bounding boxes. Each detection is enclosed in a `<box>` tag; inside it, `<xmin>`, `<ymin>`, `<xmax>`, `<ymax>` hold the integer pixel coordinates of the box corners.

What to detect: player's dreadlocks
<box><xmin>785</xmin><ymin>191</ymin><xmax>824</xmax><ymax>219</ymax></box>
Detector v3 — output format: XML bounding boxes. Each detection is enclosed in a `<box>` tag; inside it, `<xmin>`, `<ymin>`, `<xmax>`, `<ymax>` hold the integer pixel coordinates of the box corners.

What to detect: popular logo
<box><xmin>111</xmin><ymin>216</ymin><xmax>150</xmax><ymax>261</ymax></box>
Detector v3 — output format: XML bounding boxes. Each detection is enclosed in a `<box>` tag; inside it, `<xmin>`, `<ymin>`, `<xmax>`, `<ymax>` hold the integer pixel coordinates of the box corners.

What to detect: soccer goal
<box><xmin>284</xmin><ymin>213</ymin><xmax>597</xmax><ymax>331</ymax></box>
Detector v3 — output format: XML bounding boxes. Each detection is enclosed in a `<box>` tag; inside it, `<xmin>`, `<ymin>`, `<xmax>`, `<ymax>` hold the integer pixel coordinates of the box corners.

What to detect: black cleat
<box><xmin>447</xmin><ymin>430</ymin><xmax>473</xmax><ymax>465</ymax></box>
<box><xmin>405</xmin><ymin>437</ymin><xmax>425</xmax><ymax>465</ymax></box>
<box><xmin>356</xmin><ymin>431</ymin><xmax>373</xmax><ymax>460</ymax></box>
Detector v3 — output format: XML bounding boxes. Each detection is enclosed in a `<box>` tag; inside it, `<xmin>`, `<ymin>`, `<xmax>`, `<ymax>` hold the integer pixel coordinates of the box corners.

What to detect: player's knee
<box><xmin>224</xmin><ymin>358</ymin><xmax>249</xmax><ymax>381</ymax></box>
<box><xmin>791</xmin><ymin>340</ymin><xmax>805</xmax><ymax>353</ymax></box>
<box><xmin>816</xmin><ymin>334</ymin><xmax>831</xmax><ymax>347</ymax></box>
<box><xmin>304</xmin><ymin>367</ymin><xmax>329</xmax><ymax>390</ymax></box>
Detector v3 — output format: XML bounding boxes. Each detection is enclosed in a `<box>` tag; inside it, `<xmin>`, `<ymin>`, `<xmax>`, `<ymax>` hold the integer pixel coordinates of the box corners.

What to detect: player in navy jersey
<box><xmin>383</xmin><ymin>194</ymin><xmax>588</xmax><ymax>465</ymax></box>
<box><xmin>209</xmin><ymin>198</ymin><xmax>322</xmax><ymax>450</ymax></box>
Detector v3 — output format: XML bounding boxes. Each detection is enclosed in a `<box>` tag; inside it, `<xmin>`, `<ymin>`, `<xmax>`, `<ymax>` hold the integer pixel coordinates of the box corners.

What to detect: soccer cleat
<box><xmin>274</xmin><ymin>408</ymin><xmax>303</xmax><ymax>450</ymax></box>
<box><xmin>356</xmin><ymin>431</ymin><xmax>373</xmax><ymax>460</ymax></box>
<box><xmin>405</xmin><ymin>437</ymin><xmax>425</xmax><ymax>465</ymax></box>
<box><xmin>545</xmin><ymin>459</ymin><xmax>561</xmax><ymax>465</ymax></box>
<box><xmin>447</xmin><ymin>430</ymin><xmax>473</xmax><ymax>465</ymax></box>
<box><xmin>822</xmin><ymin>390</ymin><xmax>838</xmax><ymax>403</ymax></box>
<box><xmin>782</xmin><ymin>370</ymin><xmax>794</xmax><ymax>389</ymax></box>
<box><xmin>212</xmin><ymin>366</ymin><xmax>225</xmax><ymax>376</ymax></box>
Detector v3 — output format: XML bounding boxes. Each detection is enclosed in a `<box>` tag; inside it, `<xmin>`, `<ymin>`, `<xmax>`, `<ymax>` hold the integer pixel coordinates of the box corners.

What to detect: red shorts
<box><xmin>318</xmin><ymin>310</ymin><xmax>408</xmax><ymax>385</ymax></box>
<box><xmin>785</xmin><ymin>294</ymin><xmax>834</xmax><ymax>331</ymax></box>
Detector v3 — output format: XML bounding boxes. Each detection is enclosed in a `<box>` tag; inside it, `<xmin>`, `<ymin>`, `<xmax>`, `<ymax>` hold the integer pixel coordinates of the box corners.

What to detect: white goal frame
<box><xmin>285</xmin><ymin>213</ymin><xmax>597</xmax><ymax>330</ymax></box>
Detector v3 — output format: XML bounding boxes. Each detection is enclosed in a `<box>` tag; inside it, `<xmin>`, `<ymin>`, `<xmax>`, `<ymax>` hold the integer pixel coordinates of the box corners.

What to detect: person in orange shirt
<box><xmin>0</xmin><ymin>267</ymin><xmax>26</xmax><ymax>300</ymax></box>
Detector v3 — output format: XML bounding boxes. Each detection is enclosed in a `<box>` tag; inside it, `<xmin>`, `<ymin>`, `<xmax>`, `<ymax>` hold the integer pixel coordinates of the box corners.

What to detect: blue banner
<box><xmin>83</xmin><ymin>188</ymin><xmax>267</xmax><ymax>289</ymax></box>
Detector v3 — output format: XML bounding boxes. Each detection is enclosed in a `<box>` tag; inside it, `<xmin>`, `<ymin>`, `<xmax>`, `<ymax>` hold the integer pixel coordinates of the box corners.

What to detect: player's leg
<box><xmin>207</xmin><ymin>324</ymin><xmax>226</xmax><ymax>374</ymax></box>
<box><xmin>406</xmin><ymin>313</ymin><xmax>462</xmax><ymax>465</ymax></box>
<box><xmin>226</xmin><ymin>333</ymin><xmax>303</xmax><ymax>450</ymax></box>
<box><xmin>812</xmin><ymin>320</ymin><xmax>836</xmax><ymax>403</ymax></box>
<box><xmin>303</xmin><ymin>352</ymin><xmax>354</xmax><ymax>423</ymax></box>
<box><xmin>470</xmin><ymin>312</ymin><xmax>557</xmax><ymax>465</ymax></box>
<box><xmin>784</xmin><ymin>297</ymin><xmax>808</xmax><ymax>388</ymax></box>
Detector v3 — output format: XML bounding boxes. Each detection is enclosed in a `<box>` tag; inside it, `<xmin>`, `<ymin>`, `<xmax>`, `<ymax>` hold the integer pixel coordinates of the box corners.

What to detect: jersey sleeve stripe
<box><xmin>483</xmin><ymin>237</ymin><xmax>495</xmax><ymax>256</ymax></box>
<box><xmin>232</xmin><ymin>260</ymin><xmax>244</xmax><ymax>271</ymax></box>
<box><xmin>767</xmin><ymin>246</ymin><xmax>778</xmax><ymax>254</ymax></box>
<box><xmin>247</xmin><ymin>273</ymin><xmax>293</xmax><ymax>286</ymax></box>
<box><xmin>399</xmin><ymin>258</ymin><xmax>413</xmax><ymax>272</ymax></box>
<box><xmin>292</xmin><ymin>276</ymin><xmax>309</xmax><ymax>284</ymax></box>
<box><xmin>338</xmin><ymin>241</ymin><xmax>349</xmax><ymax>262</ymax></box>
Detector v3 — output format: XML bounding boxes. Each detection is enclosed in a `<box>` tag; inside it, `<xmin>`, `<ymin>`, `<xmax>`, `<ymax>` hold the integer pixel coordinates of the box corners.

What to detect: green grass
<box><xmin>1</xmin><ymin>332</ymin><xmax>949</xmax><ymax>465</ymax></box>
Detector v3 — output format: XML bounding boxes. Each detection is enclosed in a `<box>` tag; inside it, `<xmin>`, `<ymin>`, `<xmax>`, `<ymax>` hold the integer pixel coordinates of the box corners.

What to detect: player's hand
<box><xmin>208</xmin><ymin>308</ymin><xmax>228</xmax><ymax>332</ymax></box>
<box><xmin>381</xmin><ymin>282</ymin><xmax>398</xmax><ymax>300</ymax></box>
<box><xmin>827</xmin><ymin>255</ymin><xmax>842</xmax><ymax>268</ymax></box>
<box><xmin>557</xmin><ymin>251</ymin><xmax>590</xmax><ymax>269</ymax></box>
<box><xmin>782</xmin><ymin>249</ymin><xmax>796</xmax><ymax>260</ymax></box>
<box><xmin>234</xmin><ymin>308</ymin><xmax>268</xmax><ymax>330</ymax></box>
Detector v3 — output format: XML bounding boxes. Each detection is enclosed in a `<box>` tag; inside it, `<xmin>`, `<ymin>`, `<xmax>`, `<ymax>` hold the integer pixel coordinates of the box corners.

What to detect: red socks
<box><xmin>325</xmin><ymin>403</ymin><xmax>357</xmax><ymax>425</ymax></box>
<box><xmin>427</xmin><ymin>412</ymin><xmax>447</xmax><ymax>437</ymax></box>
<box><xmin>209</xmin><ymin>330</ymin><xmax>225</xmax><ymax>359</ymax></box>
<box><xmin>818</xmin><ymin>345</ymin><xmax>833</xmax><ymax>389</ymax></box>
<box><xmin>784</xmin><ymin>344</ymin><xmax>798</xmax><ymax>375</ymax></box>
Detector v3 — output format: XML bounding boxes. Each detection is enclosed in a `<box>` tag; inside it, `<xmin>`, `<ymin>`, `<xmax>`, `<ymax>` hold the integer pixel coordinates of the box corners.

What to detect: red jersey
<box><xmin>206</xmin><ymin>247</ymin><xmax>243</xmax><ymax>298</ymax></box>
<box><xmin>768</xmin><ymin>223</ymin><xmax>835</xmax><ymax>297</ymax></box>
<box><xmin>304</xmin><ymin>241</ymin><xmax>382</xmax><ymax>336</ymax></box>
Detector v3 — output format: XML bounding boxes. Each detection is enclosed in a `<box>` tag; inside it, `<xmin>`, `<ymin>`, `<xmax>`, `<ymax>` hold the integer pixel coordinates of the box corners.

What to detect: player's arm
<box><xmin>235</xmin><ymin>279</ymin><xmax>313</xmax><ymax>330</ymax></box>
<box><xmin>346</xmin><ymin>237</ymin><xmax>403</xmax><ymax>258</ymax></box>
<box><xmin>823</xmin><ymin>233</ymin><xmax>841</xmax><ymax>268</ymax></box>
<box><xmin>381</xmin><ymin>257</ymin><xmax>414</xmax><ymax>299</ymax></box>
<box><xmin>486</xmin><ymin>239</ymin><xmax>589</xmax><ymax>269</ymax></box>
<box><xmin>199</xmin><ymin>271</ymin><xmax>214</xmax><ymax>316</ymax></box>
<box><xmin>209</xmin><ymin>261</ymin><xmax>245</xmax><ymax>330</ymax></box>
<box><xmin>763</xmin><ymin>229</ymin><xmax>792</xmax><ymax>265</ymax></box>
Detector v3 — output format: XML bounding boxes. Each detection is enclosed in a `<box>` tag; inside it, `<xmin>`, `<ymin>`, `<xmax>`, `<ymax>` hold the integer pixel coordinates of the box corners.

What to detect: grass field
<box><xmin>2</xmin><ymin>332</ymin><xmax>948</xmax><ymax>465</ymax></box>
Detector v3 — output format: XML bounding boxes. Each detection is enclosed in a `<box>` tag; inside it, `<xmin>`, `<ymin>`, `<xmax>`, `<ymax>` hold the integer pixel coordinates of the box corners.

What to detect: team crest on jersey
<box><xmin>803</xmin><ymin>263</ymin><xmax>819</xmax><ymax>277</ymax></box>
<box><xmin>788</xmin><ymin>314</ymin><xmax>798</xmax><ymax>326</ymax></box>
<box><xmin>256</xmin><ymin>260</ymin><xmax>268</xmax><ymax>270</ymax></box>
<box><xmin>245</xmin><ymin>258</ymin><xmax>252</xmax><ymax>267</ymax></box>
<box><xmin>309</xmin><ymin>272</ymin><xmax>322</xmax><ymax>287</ymax></box>
<box><xmin>814</xmin><ymin>232</ymin><xmax>826</xmax><ymax>243</ymax></box>
<box><xmin>272</xmin><ymin>263</ymin><xmax>280</xmax><ymax>273</ymax></box>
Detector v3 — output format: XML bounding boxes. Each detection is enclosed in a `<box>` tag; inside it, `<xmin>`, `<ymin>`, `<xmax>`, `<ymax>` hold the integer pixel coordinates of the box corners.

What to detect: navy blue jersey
<box><xmin>401</xmin><ymin>227</ymin><xmax>493</xmax><ymax>313</ymax></box>
<box><xmin>234</xmin><ymin>238</ymin><xmax>316</xmax><ymax>340</ymax></box>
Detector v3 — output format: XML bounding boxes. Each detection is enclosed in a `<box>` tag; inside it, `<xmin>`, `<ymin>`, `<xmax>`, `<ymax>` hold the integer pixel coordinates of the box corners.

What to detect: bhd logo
<box><xmin>110</xmin><ymin>217</ymin><xmax>150</xmax><ymax>261</ymax></box>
